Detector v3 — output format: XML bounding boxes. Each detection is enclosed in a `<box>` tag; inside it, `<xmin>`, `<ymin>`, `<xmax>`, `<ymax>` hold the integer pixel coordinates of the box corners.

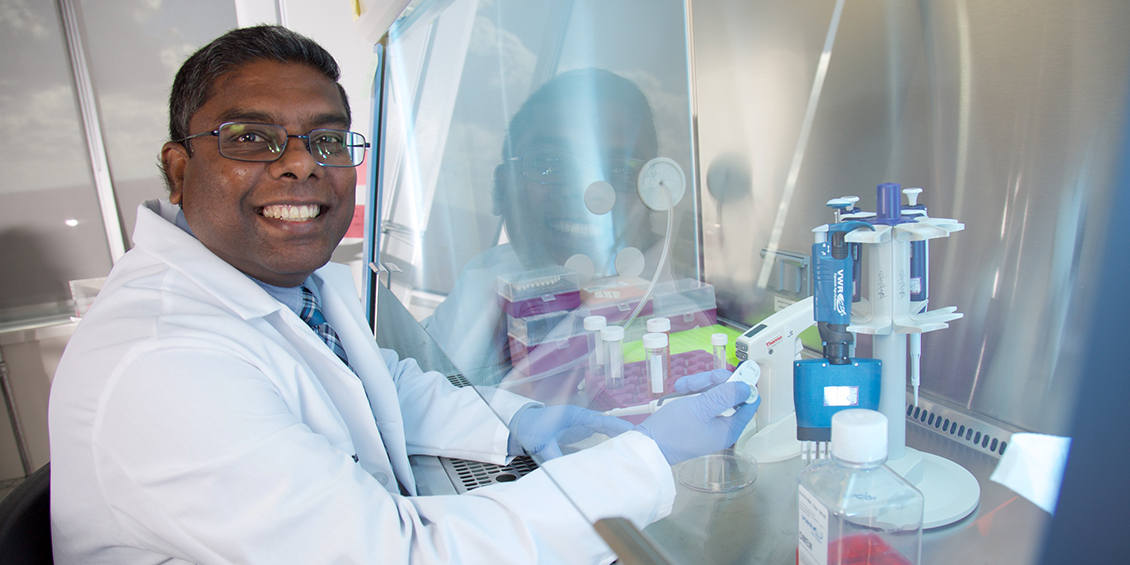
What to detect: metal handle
<box><xmin>593</xmin><ymin>517</ymin><xmax>674</xmax><ymax>565</ymax></box>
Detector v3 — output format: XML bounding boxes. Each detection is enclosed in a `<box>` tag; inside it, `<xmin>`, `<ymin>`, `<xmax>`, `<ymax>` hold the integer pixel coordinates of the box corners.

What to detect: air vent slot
<box><xmin>905</xmin><ymin>395</ymin><xmax>1014</xmax><ymax>458</ymax></box>
<box><xmin>440</xmin><ymin>456</ymin><xmax>539</xmax><ymax>494</ymax></box>
<box><xmin>445</xmin><ymin>373</ymin><xmax>473</xmax><ymax>387</ymax></box>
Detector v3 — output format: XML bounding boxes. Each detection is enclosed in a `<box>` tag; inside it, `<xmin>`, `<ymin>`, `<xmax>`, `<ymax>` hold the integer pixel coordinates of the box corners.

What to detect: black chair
<box><xmin>0</xmin><ymin>463</ymin><xmax>53</xmax><ymax>564</ymax></box>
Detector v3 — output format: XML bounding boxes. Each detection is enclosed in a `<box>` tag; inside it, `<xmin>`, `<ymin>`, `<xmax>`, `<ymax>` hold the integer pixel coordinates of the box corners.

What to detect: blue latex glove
<box><xmin>672</xmin><ymin>368</ymin><xmax>732</xmax><ymax>395</ymax></box>
<box><xmin>634</xmin><ymin>371</ymin><xmax>759</xmax><ymax>465</ymax></box>
<box><xmin>509</xmin><ymin>404</ymin><xmax>634</xmax><ymax>460</ymax></box>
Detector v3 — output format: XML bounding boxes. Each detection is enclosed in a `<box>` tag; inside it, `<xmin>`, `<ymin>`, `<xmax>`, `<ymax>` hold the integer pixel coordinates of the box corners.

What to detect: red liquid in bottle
<box><xmin>798</xmin><ymin>533</ymin><xmax>914</xmax><ymax>565</ymax></box>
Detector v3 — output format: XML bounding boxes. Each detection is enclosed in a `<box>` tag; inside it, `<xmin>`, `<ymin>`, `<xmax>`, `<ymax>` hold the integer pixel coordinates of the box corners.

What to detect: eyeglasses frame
<box><xmin>175</xmin><ymin>122</ymin><xmax>370</xmax><ymax>168</ymax></box>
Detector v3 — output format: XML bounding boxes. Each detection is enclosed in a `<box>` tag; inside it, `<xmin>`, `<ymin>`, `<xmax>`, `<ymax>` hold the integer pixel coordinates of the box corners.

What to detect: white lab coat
<box><xmin>48</xmin><ymin>200</ymin><xmax>675</xmax><ymax>564</ymax></box>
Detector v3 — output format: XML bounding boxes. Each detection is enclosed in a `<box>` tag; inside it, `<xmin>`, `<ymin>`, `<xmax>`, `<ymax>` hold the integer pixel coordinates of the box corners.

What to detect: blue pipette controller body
<box><xmin>795</xmin><ymin>220</ymin><xmax>881</xmax><ymax>442</ymax></box>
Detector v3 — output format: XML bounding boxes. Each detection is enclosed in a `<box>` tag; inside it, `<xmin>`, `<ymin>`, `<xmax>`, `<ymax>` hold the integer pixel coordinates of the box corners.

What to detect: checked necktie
<box><xmin>300</xmin><ymin>286</ymin><xmax>413</xmax><ymax>494</ymax></box>
<box><xmin>299</xmin><ymin>286</ymin><xmax>355</xmax><ymax>373</ymax></box>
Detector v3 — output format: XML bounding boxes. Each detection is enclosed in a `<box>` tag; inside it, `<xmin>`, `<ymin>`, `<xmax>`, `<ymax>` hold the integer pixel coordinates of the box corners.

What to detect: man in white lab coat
<box><xmin>48</xmin><ymin>25</ymin><xmax>756</xmax><ymax>564</ymax></box>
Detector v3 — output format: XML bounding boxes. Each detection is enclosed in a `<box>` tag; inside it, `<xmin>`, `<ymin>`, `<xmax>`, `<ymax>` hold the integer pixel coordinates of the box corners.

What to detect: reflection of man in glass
<box><xmin>493</xmin><ymin>68</ymin><xmax>659</xmax><ymax>277</ymax></box>
<box><xmin>424</xmin><ymin>69</ymin><xmax>663</xmax><ymax>385</ymax></box>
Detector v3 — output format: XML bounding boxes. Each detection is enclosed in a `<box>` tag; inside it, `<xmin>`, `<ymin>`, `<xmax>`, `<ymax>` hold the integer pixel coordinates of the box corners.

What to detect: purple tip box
<box><xmin>497</xmin><ymin>267</ymin><xmax>582</xmax><ymax>319</ymax></box>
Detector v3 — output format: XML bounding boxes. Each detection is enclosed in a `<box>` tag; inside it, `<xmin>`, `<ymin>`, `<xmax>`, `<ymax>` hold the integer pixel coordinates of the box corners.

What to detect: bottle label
<box><xmin>648</xmin><ymin>356</ymin><xmax>663</xmax><ymax>393</ymax></box>
<box><xmin>798</xmin><ymin>484</ymin><xmax>829</xmax><ymax>565</ymax></box>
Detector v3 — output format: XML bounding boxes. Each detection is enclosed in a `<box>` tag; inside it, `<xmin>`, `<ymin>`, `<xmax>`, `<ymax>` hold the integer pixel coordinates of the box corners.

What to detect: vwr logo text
<box><xmin>833</xmin><ymin>269</ymin><xmax>846</xmax><ymax>316</ymax></box>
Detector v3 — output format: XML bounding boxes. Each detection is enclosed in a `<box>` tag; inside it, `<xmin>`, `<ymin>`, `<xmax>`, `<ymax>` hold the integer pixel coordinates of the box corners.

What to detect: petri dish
<box><xmin>675</xmin><ymin>450</ymin><xmax>757</xmax><ymax>493</ymax></box>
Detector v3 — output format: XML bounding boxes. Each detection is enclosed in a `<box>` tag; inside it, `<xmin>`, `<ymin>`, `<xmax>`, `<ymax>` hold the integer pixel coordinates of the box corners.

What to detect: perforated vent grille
<box><xmin>435</xmin><ymin>373</ymin><xmax>538</xmax><ymax>493</ymax></box>
<box><xmin>905</xmin><ymin>394</ymin><xmax>1015</xmax><ymax>458</ymax></box>
<box><xmin>445</xmin><ymin>373</ymin><xmax>472</xmax><ymax>387</ymax></box>
<box><xmin>440</xmin><ymin>456</ymin><xmax>539</xmax><ymax>494</ymax></box>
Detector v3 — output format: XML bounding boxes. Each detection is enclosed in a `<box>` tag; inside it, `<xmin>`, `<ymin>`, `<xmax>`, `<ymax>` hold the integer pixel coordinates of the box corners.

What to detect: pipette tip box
<box><xmin>497</xmin><ymin>267</ymin><xmax>581</xmax><ymax>318</ymax></box>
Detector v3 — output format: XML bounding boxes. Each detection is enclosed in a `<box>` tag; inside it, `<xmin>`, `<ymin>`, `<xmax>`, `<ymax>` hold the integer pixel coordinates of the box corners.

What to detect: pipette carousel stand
<box><xmin>846</xmin><ymin>183</ymin><xmax>979</xmax><ymax>528</ymax></box>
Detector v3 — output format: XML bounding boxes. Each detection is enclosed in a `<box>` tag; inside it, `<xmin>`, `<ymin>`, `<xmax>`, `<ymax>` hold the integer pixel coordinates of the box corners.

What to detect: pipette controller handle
<box><xmin>602</xmin><ymin>361</ymin><xmax>760</xmax><ymax>417</ymax></box>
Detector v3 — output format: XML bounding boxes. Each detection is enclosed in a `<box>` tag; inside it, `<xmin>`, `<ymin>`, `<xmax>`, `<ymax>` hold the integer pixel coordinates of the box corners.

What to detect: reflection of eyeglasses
<box><xmin>176</xmin><ymin>122</ymin><xmax>369</xmax><ymax>167</ymax></box>
<box><xmin>509</xmin><ymin>151</ymin><xmax>646</xmax><ymax>186</ymax></box>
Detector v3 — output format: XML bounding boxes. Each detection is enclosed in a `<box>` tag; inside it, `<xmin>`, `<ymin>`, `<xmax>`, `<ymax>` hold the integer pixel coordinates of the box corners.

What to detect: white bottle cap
<box><xmin>584</xmin><ymin>315</ymin><xmax>607</xmax><ymax>331</ymax></box>
<box><xmin>711</xmin><ymin>333</ymin><xmax>728</xmax><ymax>347</ymax></box>
<box><xmin>642</xmin><ymin>332</ymin><xmax>668</xmax><ymax>349</ymax></box>
<box><xmin>600</xmin><ymin>325</ymin><xmax>624</xmax><ymax>342</ymax></box>
<box><xmin>646</xmin><ymin>317</ymin><xmax>671</xmax><ymax>333</ymax></box>
<box><xmin>831</xmin><ymin>409</ymin><xmax>888</xmax><ymax>464</ymax></box>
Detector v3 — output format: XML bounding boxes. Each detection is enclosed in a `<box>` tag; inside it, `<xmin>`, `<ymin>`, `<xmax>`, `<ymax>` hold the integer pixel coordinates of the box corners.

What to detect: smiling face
<box><xmin>162</xmin><ymin>59</ymin><xmax>356</xmax><ymax>287</ymax></box>
<box><xmin>497</xmin><ymin>100</ymin><xmax>656</xmax><ymax>275</ymax></box>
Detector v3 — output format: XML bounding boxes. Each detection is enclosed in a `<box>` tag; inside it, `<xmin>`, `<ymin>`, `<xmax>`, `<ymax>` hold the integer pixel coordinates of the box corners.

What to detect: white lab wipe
<box><xmin>990</xmin><ymin>433</ymin><xmax>1072</xmax><ymax>514</ymax></box>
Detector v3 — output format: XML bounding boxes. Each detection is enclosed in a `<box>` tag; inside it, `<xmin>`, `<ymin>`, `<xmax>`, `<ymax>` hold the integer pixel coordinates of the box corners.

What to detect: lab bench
<box><xmin>645</xmin><ymin>418</ymin><xmax>1049</xmax><ymax>565</ymax></box>
<box><xmin>380</xmin><ymin>284</ymin><xmax>1047</xmax><ymax>564</ymax></box>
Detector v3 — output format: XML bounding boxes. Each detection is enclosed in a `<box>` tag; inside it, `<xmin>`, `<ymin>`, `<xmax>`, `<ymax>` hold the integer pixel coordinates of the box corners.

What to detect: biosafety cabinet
<box><xmin>364</xmin><ymin>0</ymin><xmax>1130</xmax><ymax>562</ymax></box>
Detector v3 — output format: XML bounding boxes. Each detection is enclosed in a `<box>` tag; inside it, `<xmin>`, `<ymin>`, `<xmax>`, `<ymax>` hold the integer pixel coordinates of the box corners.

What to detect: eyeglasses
<box><xmin>509</xmin><ymin>151</ymin><xmax>646</xmax><ymax>187</ymax></box>
<box><xmin>176</xmin><ymin>122</ymin><xmax>369</xmax><ymax>167</ymax></box>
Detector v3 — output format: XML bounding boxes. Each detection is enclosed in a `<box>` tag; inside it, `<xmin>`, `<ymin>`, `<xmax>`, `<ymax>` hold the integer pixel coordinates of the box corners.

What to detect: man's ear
<box><xmin>161</xmin><ymin>142</ymin><xmax>190</xmax><ymax>205</ymax></box>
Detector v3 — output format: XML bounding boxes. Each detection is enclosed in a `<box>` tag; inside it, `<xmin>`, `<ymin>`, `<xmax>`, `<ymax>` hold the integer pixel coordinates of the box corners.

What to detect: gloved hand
<box><xmin>634</xmin><ymin>370</ymin><xmax>759</xmax><ymax>465</ymax></box>
<box><xmin>509</xmin><ymin>404</ymin><xmax>634</xmax><ymax>460</ymax></box>
<box><xmin>672</xmin><ymin>368</ymin><xmax>732</xmax><ymax>395</ymax></box>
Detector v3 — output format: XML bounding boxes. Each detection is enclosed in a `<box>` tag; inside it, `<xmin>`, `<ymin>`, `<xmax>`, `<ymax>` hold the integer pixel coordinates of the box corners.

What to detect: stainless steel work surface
<box><xmin>645</xmin><ymin>423</ymin><xmax>1049</xmax><ymax>565</ymax></box>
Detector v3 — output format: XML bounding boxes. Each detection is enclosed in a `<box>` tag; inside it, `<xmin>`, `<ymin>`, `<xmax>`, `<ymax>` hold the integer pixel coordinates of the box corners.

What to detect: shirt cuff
<box><xmin>506</xmin><ymin>402</ymin><xmax>541</xmax><ymax>456</ymax></box>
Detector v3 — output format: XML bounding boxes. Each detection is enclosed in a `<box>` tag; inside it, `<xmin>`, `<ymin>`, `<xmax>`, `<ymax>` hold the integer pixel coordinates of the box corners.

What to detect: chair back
<box><xmin>0</xmin><ymin>463</ymin><xmax>52</xmax><ymax>564</ymax></box>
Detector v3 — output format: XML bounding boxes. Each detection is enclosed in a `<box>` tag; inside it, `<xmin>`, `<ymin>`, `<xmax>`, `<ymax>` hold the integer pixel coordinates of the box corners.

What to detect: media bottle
<box><xmin>797</xmin><ymin>410</ymin><xmax>923</xmax><ymax>565</ymax></box>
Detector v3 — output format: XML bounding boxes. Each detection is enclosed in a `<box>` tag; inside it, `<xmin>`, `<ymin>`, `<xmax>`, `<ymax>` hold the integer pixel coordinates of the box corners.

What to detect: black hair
<box><xmin>500</xmin><ymin>68</ymin><xmax>658</xmax><ymax>161</ymax></box>
<box><xmin>167</xmin><ymin>24</ymin><xmax>350</xmax><ymax>143</ymax></box>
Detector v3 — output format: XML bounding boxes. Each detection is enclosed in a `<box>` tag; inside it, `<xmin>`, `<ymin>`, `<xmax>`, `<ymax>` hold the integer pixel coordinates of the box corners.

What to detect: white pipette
<box><xmin>910</xmin><ymin>333</ymin><xmax>921</xmax><ymax>406</ymax></box>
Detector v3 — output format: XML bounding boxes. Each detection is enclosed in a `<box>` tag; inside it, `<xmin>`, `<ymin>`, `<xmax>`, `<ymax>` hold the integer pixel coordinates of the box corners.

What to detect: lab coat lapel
<box><xmin>135</xmin><ymin>200</ymin><xmax>286</xmax><ymax>320</ymax></box>
<box><xmin>310</xmin><ymin>267</ymin><xmax>417</xmax><ymax>495</ymax></box>
<box><xmin>267</xmin><ymin>292</ymin><xmax>403</xmax><ymax>491</ymax></box>
<box><xmin>135</xmin><ymin>200</ymin><xmax>411</xmax><ymax>493</ymax></box>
